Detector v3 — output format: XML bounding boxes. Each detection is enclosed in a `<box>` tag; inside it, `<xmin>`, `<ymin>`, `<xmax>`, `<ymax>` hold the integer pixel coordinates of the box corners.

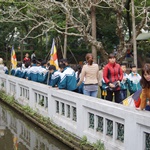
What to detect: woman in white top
<box><xmin>77</xmin><ymin>53</ymin><xmax>99</xmax><ymax>97</ymax></box>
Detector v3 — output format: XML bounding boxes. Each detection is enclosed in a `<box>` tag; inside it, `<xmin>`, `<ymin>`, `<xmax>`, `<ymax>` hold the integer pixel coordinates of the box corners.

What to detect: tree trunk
<box><xmin>125</xmin><ymin>0</ymin><xmax>132</xmax><ymax>39</ymax></box>
<box><xmin>63</xmin><ymin>15</ymin><xmax>68</xmax><ymax>59</ymax></box>
<box><xmin>131</xmin><ymin>0</ymin><xmax>137</xmax><ymax>67</ymax></box>
<box><xmin>91</xmin><ymin>0</ymin><xmax>97</xmax><ymax>63</ymax></box>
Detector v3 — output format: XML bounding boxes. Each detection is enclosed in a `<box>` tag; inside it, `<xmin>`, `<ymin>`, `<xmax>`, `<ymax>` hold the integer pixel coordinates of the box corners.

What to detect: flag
<box><xmin>13</xmin><ymin>136</ymin><xmax>18</xmax><ymax>150</ymax></box>
<box><xmin>49</xmin><ymin>39</ymin><xmax>59</xmax><ymax>70</ymax></box>
<box><xmin>122</xmin><ymin>89</ymin><xmax>142</xmax><ymax>108</ymax></box>
<box><xmin>11</xmin><ymin>46</ymin><xmax>17</xmax><ymax>69</ymax></box>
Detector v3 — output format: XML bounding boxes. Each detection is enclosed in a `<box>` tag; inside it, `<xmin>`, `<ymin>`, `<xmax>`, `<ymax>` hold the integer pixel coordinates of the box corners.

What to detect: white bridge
<box><xmin>0</xmin><ymin>70</ymin><xmax>150</xmax><ymax>150</ymax></box>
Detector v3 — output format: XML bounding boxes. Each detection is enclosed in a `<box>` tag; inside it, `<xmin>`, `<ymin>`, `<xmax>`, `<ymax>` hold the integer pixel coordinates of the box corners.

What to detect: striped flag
<box><xmin>11</xmin><ymin>46</ymin><xmax>17</xmax><ymax>69</ymax></box>
<box><xmin>13</xmin><ymin>136</ymin><xmax>18</xmax><ymax>150</ymax></box>
<box><xmin>121</xmin><ymin>89</ymin><xmax>142</xmax><ymax>108</ymax></box>
<box><xmin>122</xmin><ymin>95</ymin><xmax>135</xmax><ymax>107</ymax></box>
<box><xmin>49</xmin><ymin>39</ymin><xmax>59</xmax><ymax>70</ymax></box>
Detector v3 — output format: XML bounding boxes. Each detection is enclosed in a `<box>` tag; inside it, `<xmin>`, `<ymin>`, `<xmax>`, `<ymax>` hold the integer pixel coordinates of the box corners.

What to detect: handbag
<box><xmin>106</xmin><ymin>81</ymin><xmax>120</xmax><ymax>91</ymax></box>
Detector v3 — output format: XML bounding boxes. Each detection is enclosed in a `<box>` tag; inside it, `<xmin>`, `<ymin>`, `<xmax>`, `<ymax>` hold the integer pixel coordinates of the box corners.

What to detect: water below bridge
<box><xmin>0</xmin><ymin>101</ymin><xmax>72</xmax><ymax>150</ymax></box>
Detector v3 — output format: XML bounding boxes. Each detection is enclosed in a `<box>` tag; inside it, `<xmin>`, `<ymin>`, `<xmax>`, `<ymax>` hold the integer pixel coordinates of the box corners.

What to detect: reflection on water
<box><xmin>0</xmin><ymin>101</ymin><xmax>72</xmax><ymax>150</ymax></box>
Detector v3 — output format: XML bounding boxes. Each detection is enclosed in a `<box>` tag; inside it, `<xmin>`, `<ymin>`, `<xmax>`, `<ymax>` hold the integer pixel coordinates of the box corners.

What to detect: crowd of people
<box><xmin>3</xmin><ymin>52</ymin><xmax>150</xmax><ymax>111</ymax></box>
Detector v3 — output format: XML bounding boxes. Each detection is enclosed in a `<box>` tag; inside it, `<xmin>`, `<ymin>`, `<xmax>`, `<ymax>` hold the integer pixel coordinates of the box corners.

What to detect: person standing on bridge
<box><xmin>23</xmin><ymin>53</ymin><xmax>31</xmax><ymax>64</ymax></box>
<box><xmin>138</xmin><ymin>63</ymin><xmax>150</xmax><ymax>111</ymax></box>
<box><xmin>31</xmin><ymin>51</ymin><xmax>36</xmax><ymax>61</ymax></box>
<box><xmin>103</xmin><ymin>53</ymin><xmax>123</xmax><ymax>103</ymax></box>
<box><xmin>128</xmin><ymin>64</ymin><xmax>141</xmax><ymax>95</ymax></box>
<box><xmin>77</xmin><ymin>53</ymin><xmax>99</xmax><ymax>97</ymax></box>
<box><xmin>98</xmin><ymin>63</ymin><xmax>106</xmax><ymax>99</ymax></box>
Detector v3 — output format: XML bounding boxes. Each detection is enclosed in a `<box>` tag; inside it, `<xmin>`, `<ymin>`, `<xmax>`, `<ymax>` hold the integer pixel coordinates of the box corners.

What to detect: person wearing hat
<box><xmin>103</xmin><ymin>53</ymin><xmax>123</xmax><ymax>103</ymax></box>
<box><xmin>128</xmin><ymin>64</ymin><xmax>141</xmax><ymax>95</ymax></box>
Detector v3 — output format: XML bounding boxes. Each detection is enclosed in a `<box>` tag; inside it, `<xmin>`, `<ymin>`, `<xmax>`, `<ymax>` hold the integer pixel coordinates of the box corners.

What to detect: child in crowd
<box><xmin>14</xmin><ymin>62</ymin><xmax>23</xmax><ymax>78</ymax></box>
<box><xmin>99</xmin><ymin>64</ymin><xmax>105</xmax><ymax>99</ymax></box>
<box><xmin>75</xmin><ymin>65</ymin><xmax>84</xmax><ymax>94</ymax></box>
<box><xmin>120</xmin><ymin>63</ymin><xmax>132</xmax><ymax>101</ymax></box>
<box><xmin>59</xmin><ymin>63</ymin><xmax>77</xmax><ymax>91</ymax></box>
<box><xmin>128</xmin><ymin>64</ymin><xmax>141</xmax><ymax>95</ymax></box>
<box><xmin>26</xmin><ymin>60</ymin><xmax>40</xmax><ymax>81</ymax></box>
<box><xmin>10</xmin><ymin>68</ymin><xmax>16</xmax><ymax>76</ymax></box>
<box><xmin>21</xmin><ymin>61</ymin><xmax>31</xmax><ymax>79</ymax></box>
<box><xmin>37</xmin><ymin>60</ymin><xmax>48</xmax><ymax>84</ymax></box>
<box><xmin>48</xmin><ymin>65</ymin><xmax>61</xmax><ymax>87</ymax></box>
<box><xmin>3</xmin><ymin>63</ymin><xmax>9</xmax><ymax>74</ymax></box>
<box><xmin>101</xmin><ymin>79</ymin><xmax>107</xmax><ymax>99</ymax></box>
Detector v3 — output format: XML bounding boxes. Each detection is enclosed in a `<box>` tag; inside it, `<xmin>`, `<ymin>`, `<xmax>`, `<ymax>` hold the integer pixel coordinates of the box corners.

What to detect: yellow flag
<box><xmin>11</xmin><ymin>46</ymin><xmax>17</xmax><ymax>69</ymax></box>
<box><xmin>49</xmin><ymin>39</ymin><xmax>59</xmax><ymax>70</ymax></box>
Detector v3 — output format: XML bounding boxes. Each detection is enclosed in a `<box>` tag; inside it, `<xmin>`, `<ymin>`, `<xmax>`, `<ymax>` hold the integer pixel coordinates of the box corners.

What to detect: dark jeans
<box><xmin>120</xmin><ymin>90</ymin><xmax>127</xmax><ymax>101</ymax></box>
<box><xmin>106</xmin><ymin>90</ymin><xmax>121</xmax><ymax>103</ymax></box>
<box><xmin>145</xmin><ymin>105</ymin><xmax>150</xmax><ymax>111</ymax></box>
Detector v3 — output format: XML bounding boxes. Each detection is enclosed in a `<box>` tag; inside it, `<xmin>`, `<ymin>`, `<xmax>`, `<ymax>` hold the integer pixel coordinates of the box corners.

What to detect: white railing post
<box><xmin>76</xmin><ymin>98</ymin><xmax>85</xmax><ymax>137</ymax></box>
<box><xmin>28</xmin><ymin>86</ymin><xmax>35</xmax><ymax>109</ymax></box>
<box><xmin>15</xmin><ymin>80</ymin><xmax>20</xmax><ymax>100</ymax></box>
<box><xmin>47</xmin><ymin>88</ymin><xmax>55</xmax><ymax>119</ymax></box>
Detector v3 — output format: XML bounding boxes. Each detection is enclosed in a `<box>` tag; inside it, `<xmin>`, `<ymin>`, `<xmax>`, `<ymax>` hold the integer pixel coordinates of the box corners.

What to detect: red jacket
<box><xmin>23</xmin><ymin>57</ymin><xmax>30</xmax><ymax>63</ymax></box>
<box><xmin>103</xmin><ymin>62</ymin><xmax>123</xmax><ymax>86</ymax></box>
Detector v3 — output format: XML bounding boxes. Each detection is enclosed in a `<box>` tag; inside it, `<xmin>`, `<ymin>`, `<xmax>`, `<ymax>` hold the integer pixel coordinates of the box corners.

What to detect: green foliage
<box><xmin>93</xmin><ymin>140</ymin><xmax>105</xmax><ymax>150</ymax></box>
<box><xmin>1</xmin><ymin>82</ymin><xmax>4</xmax><ymax>87</ymax></box>
<box><xmin>80</xmin><ymin>135</ymin><xmax>87</xmax><ymax>145</ymax></box>
<box><xmin>0</xmin><ymin>0</ymin><xmax>149</xmax><ymax>64</ymax></box>
<box><xmin>0</xmin><ymin>90</ymin><xmax>14</xmax><ymax>104</ymax></box>
<box><xmin>96</xmin><ymin>7</ymin><xmax>119</xmax><ymax>52</ymax></box>
<box><xmin>39</xmin><ymin>98</ymin><xmax>44</xmax><ymax>106</ymax></box>
<box><xmin>22</xmin><ymin>105</ymin><xmax>36</xmax><ymax>115</ymax></box>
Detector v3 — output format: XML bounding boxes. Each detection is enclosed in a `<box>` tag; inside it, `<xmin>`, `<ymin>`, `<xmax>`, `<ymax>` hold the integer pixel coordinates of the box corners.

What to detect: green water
<box><xmin>0</xmin><ymin>101</ymin><xmax>72</xmax><ymax>150</ymax></box>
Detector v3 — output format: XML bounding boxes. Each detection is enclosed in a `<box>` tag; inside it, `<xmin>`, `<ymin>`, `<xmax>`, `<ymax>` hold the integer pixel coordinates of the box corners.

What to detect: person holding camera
<box><xmin>103</xmin><ymin>53</ymin><xmax>123</xmax><ymax>103</ymax></box>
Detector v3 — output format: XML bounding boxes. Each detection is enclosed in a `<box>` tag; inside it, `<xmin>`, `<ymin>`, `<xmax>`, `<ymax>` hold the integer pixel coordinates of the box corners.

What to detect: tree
<box><xmin>0</xmin><ymin>0</ymin><xmax>149</xmax><ymax>63</ymax></box>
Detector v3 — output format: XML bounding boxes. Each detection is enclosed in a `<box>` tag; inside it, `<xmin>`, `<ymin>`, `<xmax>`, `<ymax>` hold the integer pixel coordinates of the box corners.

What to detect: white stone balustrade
<box><xmin>0</xmin><ymin>73</ymin><xmax>150</xmax><ymax>150</ymax></box>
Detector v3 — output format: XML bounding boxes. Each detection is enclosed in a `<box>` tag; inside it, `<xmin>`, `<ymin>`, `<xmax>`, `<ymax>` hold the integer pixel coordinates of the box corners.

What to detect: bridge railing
<box><xmin>0</xmin><ymin>73</ymin><xmax>150</xmax><ymax>150</ymax></box>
